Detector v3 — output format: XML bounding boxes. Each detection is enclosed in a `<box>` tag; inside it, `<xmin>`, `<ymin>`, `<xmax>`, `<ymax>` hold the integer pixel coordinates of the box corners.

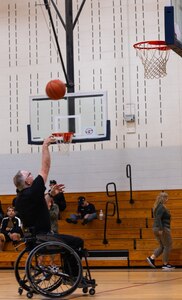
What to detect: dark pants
<box><xmin>52</xmin><ymin>233</ymin><xmax>84</xmax><ymax>276</ymax></box>
<box><xmin>55</xmin><ymin>233</ymin><xmax>84</xmax><ymax>255</ymax></box>
<box><xmin>36</xmin><ymin>232</ymin><xmax>84</xmax><ymax>276</ymax></box>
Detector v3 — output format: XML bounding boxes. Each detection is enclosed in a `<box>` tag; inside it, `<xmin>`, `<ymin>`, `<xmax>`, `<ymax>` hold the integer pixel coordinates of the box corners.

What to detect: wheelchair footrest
<box><xmin>78</xmin><ymin>277</ymin><xmax>97</xmax><ymax>288</ymax></box>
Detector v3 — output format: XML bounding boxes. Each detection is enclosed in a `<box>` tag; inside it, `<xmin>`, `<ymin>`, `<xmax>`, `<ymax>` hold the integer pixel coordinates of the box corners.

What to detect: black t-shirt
<box><xmin>15</xmin><ymin>175</ymin><xmax>51</xmax><ymax>234</ymax></box>
<box><xmin>53</xmin><ymin>192</ymin><xmax>66</xmax><ymax>212</ymax></box>
<box><xmin>78</xmin><ymin>203</ymin><xmax>96</xmax><ymax>218</ymax></box>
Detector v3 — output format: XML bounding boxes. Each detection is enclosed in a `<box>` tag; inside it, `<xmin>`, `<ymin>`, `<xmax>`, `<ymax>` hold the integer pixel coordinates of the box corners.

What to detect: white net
<box><xmin>52</xmin><ymin>132</ymin><xmax>73</xmax><ymax>155</ymax></box>
<box><xmin>133</xmin><ymin>41</ymin><xmax>170</xmax><ymax>79</ymax></box>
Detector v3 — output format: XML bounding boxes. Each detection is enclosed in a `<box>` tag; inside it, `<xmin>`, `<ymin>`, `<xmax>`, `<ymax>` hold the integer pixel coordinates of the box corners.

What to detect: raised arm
<box><xmin>39</xmin><ymin>136</ymin><xmax>56</xmax><ymax>184</ymax></box>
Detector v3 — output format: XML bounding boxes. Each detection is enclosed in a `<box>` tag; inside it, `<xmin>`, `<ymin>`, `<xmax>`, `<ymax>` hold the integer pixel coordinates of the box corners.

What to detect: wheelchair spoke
<box><xmin>25</xmin><ymin>241</ymin><xmax>83</xmax><ymax>298</ymax></box>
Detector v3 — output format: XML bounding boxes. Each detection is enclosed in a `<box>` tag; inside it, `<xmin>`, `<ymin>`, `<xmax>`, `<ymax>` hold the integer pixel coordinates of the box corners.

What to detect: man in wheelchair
<box><xmin>13</xmin><ymin>136</ymin><xmax>94</xmax><ymax>291</ymax></box>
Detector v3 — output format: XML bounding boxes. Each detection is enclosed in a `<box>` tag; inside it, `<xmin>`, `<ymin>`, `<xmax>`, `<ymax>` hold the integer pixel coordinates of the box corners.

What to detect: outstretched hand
<box><xmin>43</xmin><ymin>135</ymin><xmax>56</xmax><ymax>146</ymax></box>
<box><xmin>50</xmin><ymin>183</ymin><xmax>65</xmax><ymax>196</ymax></box>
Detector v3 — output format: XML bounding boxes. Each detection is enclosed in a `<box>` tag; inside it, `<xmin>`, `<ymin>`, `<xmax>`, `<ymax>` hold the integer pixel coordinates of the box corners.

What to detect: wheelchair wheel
<box><xmin>25</xmin><ymin>241</ymin><xmax>83</xmax><ymax>298</ymax></box>
<box><xmin>14</xmin><ymin>248</ymin><xmax>31</xmax><ymax>292</ymax></box>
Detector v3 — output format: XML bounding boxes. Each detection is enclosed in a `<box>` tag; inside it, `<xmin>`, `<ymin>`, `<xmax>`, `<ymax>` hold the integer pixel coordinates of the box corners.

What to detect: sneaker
<box><xmin>12</xmin><ymin>240</ymin><xmax>20</xmax><ymax>246</ymax></box>
<box><xmin>162</xmin><ymin>264</ymin><xmax>175</xmax><ymax>270</ymax></box>
<box><xmin>72</xmin><ymin>220</ymin><xmax>78</xmax><ymax>224</ymax></box>
<box><xmin>66</xmin><ymin>218</ymin><xmax>77</xmax><ymax>224</ymax></box>
<box><xmin>66</xmin><ymin>218</ymin><xmax>72</xmax><ymax>223</ymax></box>
<box><xmin>146</xmin><ymin>257</ymin><xmax>156</xmax><ymax>268</ymax></box>
<box><xmin>82</xmin><ymin>219</ymin><xmax>88</xmax><ymax>225</ymax></box>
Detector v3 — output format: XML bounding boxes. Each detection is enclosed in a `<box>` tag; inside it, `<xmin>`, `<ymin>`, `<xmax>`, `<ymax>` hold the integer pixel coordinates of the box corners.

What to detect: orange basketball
<box><xmin>45</xmin><ymin>79</ymin><xmax>66</xmax><ymax>100</ymax></box>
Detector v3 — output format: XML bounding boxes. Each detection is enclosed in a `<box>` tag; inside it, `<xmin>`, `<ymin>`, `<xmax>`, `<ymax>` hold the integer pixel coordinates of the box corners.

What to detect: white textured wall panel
<box><xmin>0</xmin><ymin>0</ymin><xmax>182</xmax><ymax>193</ymax></box>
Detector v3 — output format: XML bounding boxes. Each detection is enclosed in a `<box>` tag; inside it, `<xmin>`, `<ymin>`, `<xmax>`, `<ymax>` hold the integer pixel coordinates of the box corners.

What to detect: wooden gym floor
<box><xmin>1</xmin><ymin>268</ymin><xmax>182</xmax><ymax>300</ymax></box>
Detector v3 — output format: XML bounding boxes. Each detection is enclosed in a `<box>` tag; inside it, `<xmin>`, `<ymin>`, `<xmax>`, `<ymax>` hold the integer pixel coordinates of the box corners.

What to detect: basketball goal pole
<box><xmin>43</xmin><ymin>0</ymin><xmax>87</xmax><ymax>133</ymax></box>
<box><xmin>44</xmin><ymin>0</ymin><xmax>69</xmax><ymax>87</ymax></box>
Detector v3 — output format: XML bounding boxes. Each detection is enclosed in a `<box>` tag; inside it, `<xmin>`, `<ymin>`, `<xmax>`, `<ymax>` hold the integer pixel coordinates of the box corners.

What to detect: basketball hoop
<box><xmin>133</xmin><ymin>40</ymin><xmax>170</xmax><ymax>79</ymax></box>
<box><xmin>52</xmin><ymin>132</ymin><xmax>74</xmax><ymax>154</ymax></box>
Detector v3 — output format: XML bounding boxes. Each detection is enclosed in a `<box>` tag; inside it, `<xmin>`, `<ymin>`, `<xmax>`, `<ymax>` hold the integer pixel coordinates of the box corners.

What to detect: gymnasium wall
<box><xmin>0</xmin><ymin>0</ymin><xmax>182</xmax><ymax>194</ymax></box>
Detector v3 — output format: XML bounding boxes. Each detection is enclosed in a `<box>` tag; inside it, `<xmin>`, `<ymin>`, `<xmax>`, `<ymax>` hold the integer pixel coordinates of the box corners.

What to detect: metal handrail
<box><xmin>103</xmin><ymin>201</ymin><xmax>115</xmax><ymax>244</ymax></box>
<box><xmin>106</xmin><ymin>182</ymin><xmax>122</xmax><ymax>224</ymax></box>
<box><xmin>126</xmin><ymin>164</ymin><xmax>134</xmax><ymax>204</ymax></box>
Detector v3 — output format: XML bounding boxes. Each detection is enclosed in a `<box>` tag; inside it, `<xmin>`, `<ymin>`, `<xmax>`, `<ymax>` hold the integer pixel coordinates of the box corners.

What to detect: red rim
<box><xmin>52</xmin><ymin>132</ymin><xmax>64</xmax><ymax>137</ymax></box>
<box><xmin>52</xmin><ymin>132</ymin><xmax>74</xmax><ymax>143</ymax></box>
<box><xmin>133</xmin><ymin>40</ymin><xmax>170</xmax><ymax>51</ymax></box>
<box><xmin>52</xmin><ymin>132</ymin><xmax>74</xmax><ymax>137</ymax></box>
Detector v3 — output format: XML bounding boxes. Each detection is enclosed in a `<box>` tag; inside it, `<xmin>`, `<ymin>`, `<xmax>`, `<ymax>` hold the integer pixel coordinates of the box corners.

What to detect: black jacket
<box><xmin>0</xmin><ymin>216</ymin><xmax>23</xmax><ymax>236</ymax></box>
<box><xmin>78</xmin><ymin>203</ymin><xmax>96</xmax><ymax>218</ymax></box>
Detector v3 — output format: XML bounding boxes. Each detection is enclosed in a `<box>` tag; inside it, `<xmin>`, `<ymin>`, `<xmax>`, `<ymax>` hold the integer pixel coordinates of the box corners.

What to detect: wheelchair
<box><xmin>14</xmin><ymin>230</ymin><xmax>96</xmax><ymax>298</ymax></box>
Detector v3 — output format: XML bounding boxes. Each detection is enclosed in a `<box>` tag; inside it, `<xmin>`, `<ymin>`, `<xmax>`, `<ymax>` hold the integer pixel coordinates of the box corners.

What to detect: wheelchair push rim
<box><xmin>25</xmin><ymin>241</ymin><xmax>83</xmax><ymax>298</ymax></box>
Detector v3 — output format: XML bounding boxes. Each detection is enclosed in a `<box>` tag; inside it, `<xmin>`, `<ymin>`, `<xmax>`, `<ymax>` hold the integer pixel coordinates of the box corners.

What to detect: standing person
<box><xmin>146</xmin><ymin>191</ymin><xmax>175</xmax><ymax>270</ymax></box>
<box><xmin>0</xmin><ymin>206</ymin><xmax>23</xmax><ymax>250</ymax></box>
<box><xmin>13</xmin><ymin>136</ymin><xmax>85</xmax><ymax>278</ymax></box>
<box><xmin>49</xmin><ymin>179</ymin><xmax>66</xmax><ymax>218</ymax></box>
<box><xmin>66</xmin><ymin>196</ymin><xmax>97</xmax><ymax>225</ymax></box>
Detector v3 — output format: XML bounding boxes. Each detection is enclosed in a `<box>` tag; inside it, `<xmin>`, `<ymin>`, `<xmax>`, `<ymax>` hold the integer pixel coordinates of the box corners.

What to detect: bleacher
<box><xmin>0</xmin><ymin>189</ymin><xmax>182</xmax><ymax>268</ymax></box>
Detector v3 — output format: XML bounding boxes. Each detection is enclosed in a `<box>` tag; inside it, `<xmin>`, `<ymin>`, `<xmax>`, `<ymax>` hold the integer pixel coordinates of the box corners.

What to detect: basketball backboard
<box><xmin>27</xmin><ymin>91</ymin><xmax>110</xmax><ymax>144</ymax></box>
<box><xmin>165</xmin><ymin>1</ymin><xmax>182</xmax><ymax>56</ymax></box>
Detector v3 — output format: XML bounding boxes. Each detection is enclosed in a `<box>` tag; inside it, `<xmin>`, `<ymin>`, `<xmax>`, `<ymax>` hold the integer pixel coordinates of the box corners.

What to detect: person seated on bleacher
<box><xmin>48</xmin><ymin>179</ymin><xmax>66</xmax><ymax>219</ymax></box>
<box><xmin>0</xmin><ymin>233</ymin><xmax>5</xmax><ymax>251</ymax></box>
<box><xmin>12</xmin><ymin>189</ymin><xmax>21</xmax><ymax>218</ymax></box>
<box><xmin>66</xmin><ymin>196</ymin><xmax>97</xmax><ymax>225</ymax></box>
<box><xmin>0</xmin><ymin>206</ymin><xmax>23</xmax><ymax>251</ymax></box>
<box><xmin>12</xmin><ymin>189</ymin><xmax>20</xmax><ymax>207</ymax></box>
<box><xmin>0</xmin><ymin>200</ymin><xmax>4</xmax><ymax>223</ymax></box>
<box><xmin>45</xmin><ymin>193</ymin><xmax>59</xmax><ymax>234</ymax></box>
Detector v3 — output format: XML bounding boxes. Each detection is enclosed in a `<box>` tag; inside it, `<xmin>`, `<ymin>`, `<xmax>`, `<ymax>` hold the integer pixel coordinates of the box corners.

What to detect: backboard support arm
<box><xmin>43</xmin><ymin>0</ymin><xmax>87</xmax><ymax>133</ymax></box>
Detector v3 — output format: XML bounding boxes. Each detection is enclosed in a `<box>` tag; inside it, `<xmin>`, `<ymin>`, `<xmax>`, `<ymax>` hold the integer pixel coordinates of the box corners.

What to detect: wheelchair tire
<box><xmin>14</xmin><ymin>248</ymin><xmax>31</xmax><ymax>292</ymax></box>
<box><xmin>25</xmin><ymin>241</ymin><xmax>83</xmax><ymax>298</ymax></box>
